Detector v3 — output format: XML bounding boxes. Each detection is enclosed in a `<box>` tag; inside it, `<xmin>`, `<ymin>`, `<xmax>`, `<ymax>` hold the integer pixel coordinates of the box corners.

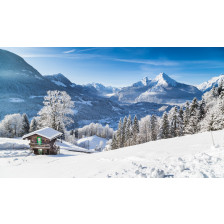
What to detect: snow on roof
<box><xmin>23</xmin><ymin>127</ymin><xmax>63</xmax><ymax>140</ymax></box>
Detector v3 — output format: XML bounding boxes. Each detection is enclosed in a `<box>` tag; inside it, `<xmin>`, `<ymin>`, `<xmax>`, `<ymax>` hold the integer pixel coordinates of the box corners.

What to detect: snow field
<box><xmin>1</xmin><ymin>130</ymin><xmax>224</xmax><ymax>177</ymax></box>
<box><xmin>0</xmin><ymin>138</ymin><xmax>29</xmax><ymax>149</ymax></box>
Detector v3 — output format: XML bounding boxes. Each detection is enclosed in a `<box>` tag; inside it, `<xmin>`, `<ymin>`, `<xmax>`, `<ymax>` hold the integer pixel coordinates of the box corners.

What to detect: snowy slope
<box><xmin>1</xmin><ymin>130</ymin><xmax>224</xmax><ymax>177</ymax></box>
<box><xmin>0</xmin><ymin>138</ymin><xmax>29</xmax><ymax>149</ymax></box>
<box><xmin>56</xmin><ymin>140</ymin><xmax>95</xmax><ymax>153</ymax></box>
<box><xmin>45</xmin><ymin>73</ymin><xmax>76</xmax><ymax>88</ymax></box>
<box><xmin>197</xmin><ymin>74</ymin><xmax>224</xmax><ymax>92</ymax></box>
<box><xmin>77</xmin><ymin>135</ymin><xmax>108</xmax><ymax>150</ymax></box>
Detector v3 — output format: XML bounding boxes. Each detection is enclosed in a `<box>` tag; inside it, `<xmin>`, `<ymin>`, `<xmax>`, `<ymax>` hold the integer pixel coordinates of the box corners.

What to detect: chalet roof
<box><xmin>23</xmin><ymin>127</ymin><xmax>63</xmax><ymax>141</ymax></box>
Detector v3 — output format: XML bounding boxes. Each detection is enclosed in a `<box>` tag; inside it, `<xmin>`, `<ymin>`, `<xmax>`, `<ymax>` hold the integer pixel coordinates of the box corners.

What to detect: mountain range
<box><xmin>93</xmin><ymin>73</ymin><xmax>202</xmax><ymax>104</ymax></box>
<box><xmin>1</xmin><ymin>48</ymin><xmax>223</xmax><ymax>128</ymax></box>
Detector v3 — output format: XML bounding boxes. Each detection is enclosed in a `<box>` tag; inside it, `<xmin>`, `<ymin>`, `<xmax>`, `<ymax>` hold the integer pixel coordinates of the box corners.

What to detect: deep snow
<box><xmin>76</xmin><ymin>135</ymin><xmax>108</xmax><ymax>150</ymax></box>
<box><xmin>1</xmin><ymin>130</ymin><xmax>224</xmax><ymax>177</ymax></box>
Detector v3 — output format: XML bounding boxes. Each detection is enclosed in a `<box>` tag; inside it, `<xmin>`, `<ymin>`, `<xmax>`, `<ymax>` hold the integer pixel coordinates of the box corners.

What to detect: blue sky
<box><xmin>2</xmin><ymin>47</ymin><xmax>224</xmax><ymax>87</ymax></box>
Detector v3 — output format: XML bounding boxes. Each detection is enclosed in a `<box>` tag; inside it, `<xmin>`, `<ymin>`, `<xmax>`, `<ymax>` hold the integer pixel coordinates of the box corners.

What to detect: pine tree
<box><xmin>111</xmin><ymin>134</ymin><xmax>118</xmax><ymax>150</ymax></box>
<box><xmin>116</xmin><ymin>118</ymin><xmax>123</xmax><ymax>148</ymax></box>
<box><xmin>132</xmin><ymin>115</ymin><xmax>139</xmax><ymax>144</ymax></box>
<box><xmin>186</xmin><ymin>98</ymin><xmax>199</xmax><ymax>134</ymax></box>
<box><xmin>217</xmin><ymin>79</ymin><xmax>224</xmax><ymax>96</ymax></box>
<box><xmin>160</xmin><ymin>111</ymin><xmax>170</xmax><ymax>139</ymax></box>
<box><xmin>29</xmin><ymin>117</ymin><xmax>38</xmax><ymax>132</ymax></box>
<box><xmin>122</xmin><ymin>116</ymin><xmax>127</xmax><ymax>147</ymax></box>
<box><xmin>207</xmin><ymin>113</ymin><xmax>215</xmax><ymax>131</ymax></box>
<box><xmin>198</xmin><ymin>98</ymin><xmax>206</xmax><ymax>121</ymax></box>
<box><xmin>125</xmin><ymin>115</ymin><xmax>132</xmax><ymax>146</ymax></box>
<box><xmin>21</xmin><ymin>113</ymin><xmax>30</xmax><ymax>135</ymax></box>
<box><xmin>183</xmin><ymin>102</ymin><xmax>190</xmax><ymax>133</ymax></box>
<box><xmin>169</xmin><ymin>106</ymin><xmax>178</xmax><ymax>137</ymax></box>
<box><xmin>178</xmin><ymin>107</ymin><xmax>184</xmax><ymax>136</ymax></box>
<box><xmin>211</xmin><ymin>86</ymin><xmax>218</xmax><ymax>97</ymax></box>
<box><xmin>150</xmin><ymin>115</ymin><xmax>158</xmax><ymax>141</ymax></box>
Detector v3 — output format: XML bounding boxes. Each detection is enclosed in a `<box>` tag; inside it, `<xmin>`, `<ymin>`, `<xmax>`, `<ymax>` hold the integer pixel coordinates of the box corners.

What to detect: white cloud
<box><xmin>113</xmin><ymin>58</ymin><xmax>179</xmax><ymax>66</ymax></box>
<box><xmin>63</xmin><ymin>49</ymin><xmax>76</xmax><ymax>54</ymax></box>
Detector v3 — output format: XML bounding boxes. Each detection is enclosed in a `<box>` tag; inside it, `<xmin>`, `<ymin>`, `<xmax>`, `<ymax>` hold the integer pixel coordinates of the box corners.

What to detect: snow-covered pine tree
<box><xmin>125</xmin><ymin>115</ymin><xmax>132</xmax><ymax>146</ymax></box>
<box><xmin>116</xmin><ymin>118</ymin><xmax>123</xmax><ymax>148</ymax></box>
<box><xmin>160</xmin><ymin>111</ymin><xmax>170</xmax><ymax>139</ymax></box>
<box><xmin>178</xmin><ymin>106</ymin><xmax>184</xmax><ymax>136</ymax></box>
<box><xmin>21</xmin><ymin>113</ymin><xmax>30</xmax><ymax>135</ymax></box>
<box><xmin>150</xmin><ymin>115</ymin><xmax>158</xmax><ymax>141</ymax></box>
<box><xmin>211</xmin><ymin>86</ymin><xmax>218</xmax><ymax>97</ymax></box>
<box><xmin>186</xmin><ymin>97</ymin><xmax>199</xmax><ymax>134</ymax></box>
<box><xmin>217</xmin><ymin>79</ymin><xmax>224</xmax><ymax>96</ymax></box>
<box><xmin>122</xmin><ymin>116</ymin><xmax>127</xmax><ymax>146</ymax></box>
<box><xmin>169</xmin><ymin>106</ymin><xmax>178</xmax><ymax>137</ymax></box>
<box><xmin>111</xmin><ymin>134</ymin><xmax>118</xmax><ymax>150</ymax></box>
<box><xmin>132</xmin><ymin>115</ymin><xmax>139</xmax><ymax>145</ymax></box>
<box><xmin>70</xmin><ymin>129</ymin><xmax>74</xmax><ymax>135</ymax></box>
<box><xmin>29</xmin><ymin>117</ymin><xmax>38</xmax><ymax>132</ymax></box>
<box><xmin>183</xmin><ymin>101</ymin><xmax>190</xmax><ymax>133</ymax></box>
<box><xmin>198</xmin><ymin>98</ymin><xmax>206</xmax><ymax>121</ymax></box>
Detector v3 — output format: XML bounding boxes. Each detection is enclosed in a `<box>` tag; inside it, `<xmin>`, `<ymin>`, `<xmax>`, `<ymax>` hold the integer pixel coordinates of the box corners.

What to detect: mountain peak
<box><xmin>133</xmin><ymin>76</ymin><xmax>151</xmax><ymax>87</ymax></box>
<box><xmin>153</xmin><ymin>73</ymin><xmax>177</xmax><ymax>87</ymax></box>
<box><xmin>141</xmin><ymin>76</ymin><xmax>151</xmax><ymax>86</ymax></box>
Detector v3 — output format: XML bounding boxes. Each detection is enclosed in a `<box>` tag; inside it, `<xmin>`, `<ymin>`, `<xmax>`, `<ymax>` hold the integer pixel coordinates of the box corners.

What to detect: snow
<box><xmin>9</xmin><ymin>98</ymin><xmax>25</xmax><ymax>103</ymax></box>
<box><xmin>197</xmin><ymin>74</ymin><xmax>224</xmax><ymax>92</ymax></box>
<box><xmin>57</xmin><ymin>140</ymin><xmax>95</xmax><ymax>153</ymax></box>
<box><xmin>0</xmin><ymin>137</ymin><xmax>29</xmax><ymax>149</ymax></box>
<box><xmin>23</xmin><ymin>127</ymin><xmax>62</xmax><ymax>140</ymax></box>
<box><xmin>158</xmin><ymin>105</ymin><xmax>168</xmax><ymax>111</ymax></box>
<box><xmin>132</xmin><ymin>77</ymin><xmax>151</xmax><ymax>87</ymax></box>
<box><xmin>77</xmin><ymin>135</ymin><xmax>108</xmax><ymax>150</ymax></box>
<box><xmin>51</xmin><ymin>80</ymin><xmax>67</xmax><ymax>87</ymax></box>
<box><xmin>153</xmin><ymin>72</ymin><xmax>177</xmax><ymax>87</ymax></box>
<box><xmin>106</xmin><ymin>93</ymin><xmax>116</xmax><ymax>97</ymax></box>
<box><xmin>1</xmin><ymin>130</ymin><xmax>224</xmax><ymax>177</ymax></box>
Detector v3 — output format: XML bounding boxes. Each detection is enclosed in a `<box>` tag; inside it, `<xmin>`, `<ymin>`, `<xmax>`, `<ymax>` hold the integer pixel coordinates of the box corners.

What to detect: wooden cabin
<box><xmin>23</xmin><ymin>127</ymin><xmax>63</xmax><ymax>155</ymax></box>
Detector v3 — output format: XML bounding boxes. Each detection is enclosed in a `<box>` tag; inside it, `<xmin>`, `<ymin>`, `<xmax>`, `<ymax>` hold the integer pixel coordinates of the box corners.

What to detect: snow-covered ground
<box><xmin>1</xmin><ymin>130</ymin><xmax>224</xmax><ymax>177</ymax></box>
<box><xmin>0</xmin><ymin>138</ymin><xmax>29</xmax><ymax>149</ymax></box>
<box><xmin>77</xmin><ymin>135</ymin><xmax>108</xmax><ymax>150</ymax></box>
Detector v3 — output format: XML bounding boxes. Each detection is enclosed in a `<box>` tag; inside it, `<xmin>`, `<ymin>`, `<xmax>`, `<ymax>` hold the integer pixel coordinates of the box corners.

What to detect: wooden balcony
<box><xmin>30</xmin><ymin>143</ymin><xmax>52</xmax><ymax>149</ymax></box>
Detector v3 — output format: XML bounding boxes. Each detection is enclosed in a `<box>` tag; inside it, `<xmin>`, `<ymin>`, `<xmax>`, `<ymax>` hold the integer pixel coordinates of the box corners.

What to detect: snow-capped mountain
<box><xmin>85</xmin><ymin>82</ymin><xmax>120</xmax><ymax>97</ymax></box>
<box><xmin>197</xmin><ymin>74</ymin><xmax>224</xmax><ymax>93</ymax></box>
<box><xmin>114</xmin><ymin>73</ymin><xmax>202</xmax><ymax>104</ymax></box>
